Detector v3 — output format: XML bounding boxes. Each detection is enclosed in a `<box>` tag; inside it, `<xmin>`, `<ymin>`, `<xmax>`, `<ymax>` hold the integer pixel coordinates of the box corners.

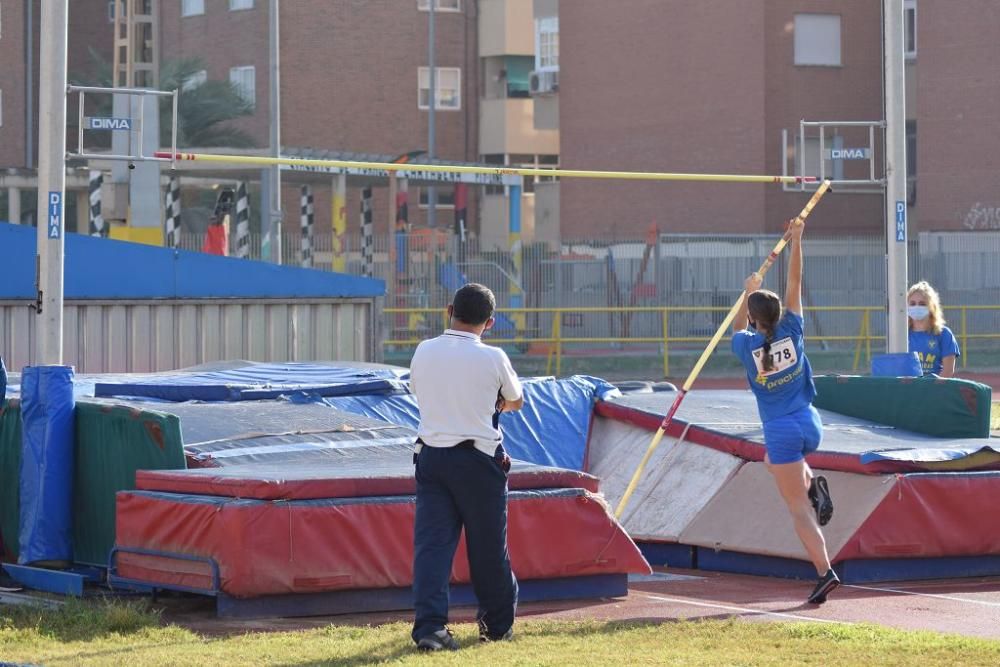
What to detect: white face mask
<box><xmin>908</xmin><ymin>305</ymin><xmax>930</xmax><ymax>320</ymax></box>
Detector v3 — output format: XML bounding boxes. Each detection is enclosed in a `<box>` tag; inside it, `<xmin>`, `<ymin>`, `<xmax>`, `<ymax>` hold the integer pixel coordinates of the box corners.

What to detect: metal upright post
<box><xmin>884</xmin><ymin>0</ymin><xmax>909</xmax><ymax>353</ymax></box>
<box><xmin>268</xmin><ymin>0</ymin><xmax>283</xmax><ymax>263</ymax></box>
<box><xmin>35</xmin><ymin>0</ymin><xmax>69</xmax><ymax>364</ymax></box>
<box><xmin>427</xmin><ymin>1</ymin><xmax>437</xmax><ymax>228</ymax></box>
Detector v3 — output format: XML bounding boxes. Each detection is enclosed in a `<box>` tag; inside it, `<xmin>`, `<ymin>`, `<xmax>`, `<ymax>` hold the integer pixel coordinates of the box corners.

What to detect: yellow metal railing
<box><xmin>384</xmin><ymin>305</ymin><xmax>1000</xmax><ymax>376</ymax></box>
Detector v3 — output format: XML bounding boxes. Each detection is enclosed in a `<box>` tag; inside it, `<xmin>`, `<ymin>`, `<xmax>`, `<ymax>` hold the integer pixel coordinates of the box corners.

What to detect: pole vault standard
<box><xmin>154</xmin><ymin>151</ymin><xmax>818</xmax><ymax>185</ymax></box>
<box><xmin>35</xmin><ymin>0</ymin><xmax>69</xmax><ymax>365</ymax></box>
<box><xmin>614</xmin><ymin>180</ymin><xmax>832</xmax><ymax>520</ymax></box>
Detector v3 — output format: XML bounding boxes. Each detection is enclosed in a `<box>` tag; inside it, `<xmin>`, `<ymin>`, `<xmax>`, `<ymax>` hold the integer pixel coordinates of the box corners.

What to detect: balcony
<box><xmin>478</xmin><ymin>0</ymin><xmax>534</xmax><ymax>57</ymax></box>
<box><xmin>479</xmin><ymin>98</ymin><xmax>559</xmax><ymax>156</ymax></box>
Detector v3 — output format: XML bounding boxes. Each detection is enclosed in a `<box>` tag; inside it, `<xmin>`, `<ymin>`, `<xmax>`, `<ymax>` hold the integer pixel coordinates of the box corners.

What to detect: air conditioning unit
<box><xmin>529</xmin><ymin>70</ymin><xmax>559</xmax><ymax>95</ymax></box>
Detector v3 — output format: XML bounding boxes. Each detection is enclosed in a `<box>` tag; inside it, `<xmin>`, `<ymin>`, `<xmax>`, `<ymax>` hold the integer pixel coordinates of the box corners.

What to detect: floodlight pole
<box><xmin>35</xmin><ymin>0</ymin><xmax>69</xmax><ymax>365</ymax></box>
<box><xmin>266</xmin><ymin>0</ymin><xmax>283</xmax><ymax>263</ymax></box>
<box><xmin>884</xmin><ymin>0</ymin><xmax>909</xmax><ymax>353</ymax></box>
<box><xmin>427</xmin><ymin>0</ymin><xmax>437</xmax><ymax>228</ymax></box>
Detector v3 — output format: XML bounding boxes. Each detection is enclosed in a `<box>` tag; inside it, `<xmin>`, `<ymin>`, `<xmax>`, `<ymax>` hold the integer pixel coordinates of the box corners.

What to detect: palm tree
<box><xmin>72</xmin><ymin>50</ymin><xmax>257</xmax><ymax>149</ymax></box>
<box><xmin>158</xmin><ymin>57</ymin><xmax>256</xmax><ymax>148</ymax></box>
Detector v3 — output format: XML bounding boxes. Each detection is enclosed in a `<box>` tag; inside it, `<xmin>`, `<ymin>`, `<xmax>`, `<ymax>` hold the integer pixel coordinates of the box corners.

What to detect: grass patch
<box><xmin>2</xmin><ymin>599</ymin><xmax>1000</xmax><ymax>666</ymax></box>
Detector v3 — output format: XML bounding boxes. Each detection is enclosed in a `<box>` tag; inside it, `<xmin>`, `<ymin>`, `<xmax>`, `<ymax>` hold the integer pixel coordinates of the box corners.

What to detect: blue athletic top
<box><xmin>909</xmin><ymin>326</ymin><xmax>960</xmax><ymax>375</ymax></box>
<box><xmin>731</xmin><ymin>311</ymin><xmax>816</xmax><ymax>423</ymax></box>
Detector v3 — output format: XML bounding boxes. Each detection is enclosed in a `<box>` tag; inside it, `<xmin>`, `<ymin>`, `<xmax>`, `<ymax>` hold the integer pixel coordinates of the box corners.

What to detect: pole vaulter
<box><xmin>615</xmin><ymin>180</ymin><xmax>833</xmax><ymax>519</ymax></box>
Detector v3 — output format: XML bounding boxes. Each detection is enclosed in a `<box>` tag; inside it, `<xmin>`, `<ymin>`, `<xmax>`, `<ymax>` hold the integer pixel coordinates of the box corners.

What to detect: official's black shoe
<box><xmin>807</xmin><ymin>569</ymin><xmax>841</xmax><ymax>604</ymax></box>
<box><xmin>808</xmin><ymin>476</ymin><xmax>834</xmax><ymax>526</ymax></box>
<box><xmin>417</xmin><ymin>628</ymin><xmax>459</xmax><ymax>651</ymax></box>
<box><xmin>478</xmin><ymin>618</ymin><xmax>514</xmax><ymax>643</ymax></box>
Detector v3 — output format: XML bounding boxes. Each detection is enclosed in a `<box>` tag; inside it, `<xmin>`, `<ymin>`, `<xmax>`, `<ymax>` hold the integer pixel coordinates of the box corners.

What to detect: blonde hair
<box><xmin>907</xmin><ymin>281</ymin><xmax>946</xmax><ymax>335</ymax></box>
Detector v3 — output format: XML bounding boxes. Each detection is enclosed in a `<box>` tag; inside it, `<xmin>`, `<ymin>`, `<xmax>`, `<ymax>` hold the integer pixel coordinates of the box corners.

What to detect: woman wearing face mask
<box><xmin>907</xmin><ymin>281</ymin><xmax>959</xmax><ymax>378</ymax></box>
<box><xmin>731</xmin><ymin>221</ymin><xmax>838</xmax><ymax>605</ymax></box>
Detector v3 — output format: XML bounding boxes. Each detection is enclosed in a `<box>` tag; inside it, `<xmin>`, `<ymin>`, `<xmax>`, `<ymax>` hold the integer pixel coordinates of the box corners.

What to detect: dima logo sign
<box><xmin>84</xmin><ymin>116</ymin><xmax>133</xmax><ymax>131</ymax></box>
<box><xmin>828</xmin><ymin>148</ymin><xmax>870</xmax><ymax>160</ymax></box>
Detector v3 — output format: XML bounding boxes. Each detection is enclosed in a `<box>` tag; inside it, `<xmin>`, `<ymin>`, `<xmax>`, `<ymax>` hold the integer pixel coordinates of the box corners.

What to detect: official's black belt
<box><xmin>414</xmin><ymin>438</ymin><xmax>510</xmax><ymax>471</ymax></box>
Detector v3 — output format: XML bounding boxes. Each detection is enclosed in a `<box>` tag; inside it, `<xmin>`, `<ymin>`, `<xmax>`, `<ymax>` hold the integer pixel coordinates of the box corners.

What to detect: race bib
<box><xmin>751</xmin><ymin>337</ymin><xmax>797</xmax><ymax>377</ymax></box>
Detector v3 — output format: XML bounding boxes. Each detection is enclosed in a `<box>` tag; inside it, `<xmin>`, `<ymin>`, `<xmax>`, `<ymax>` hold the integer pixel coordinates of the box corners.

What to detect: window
<box><xmin>535</xmin><ymin>17</ymin><xmax>559</xmax><ymax>72</ymax></box>
<box><xmin>906</xmin><ymin>120</ymin><xmax>917</xmax><ymax>204</ymax></box>
<box><xmin>182</xmin><ymin>69</ymin><xmax>207</xmax><ymax>92</ymax></box>
<box><xmin>417</xmin><ymin>0</ymin><xmax>461</xmax><ymax>12</ymax></box>
<box><xmin>793</xmin><ymin>14</ymin><xmax>841</xmax><ymax>66</ymax></box>
<box><xmin>504</xmin><ymin>56</ymin><xmax>533</xmax><ymax>98</ymax></box>
<box><xmin>483</xmin><ymin>154</ymin><xmax>505</xmax><ymax>195</ymax></box>
<box><xmin>905</xmin><ymin>121</ymin><xmax>917</xmax><ymax>178</ymax></box>
<box><xmin>510</xmin><ymin>154</ymin><xmax>537</xmax><ymax>193</ymax></box>
<box><xmin>230</xmin><ymin>0</ymin><xmax>254</xmax><ymax>10</ymax></box>
<box><xmin>229</xmin><ymin>66</ymin><xmax>256</xmax><ymax>108</ymax></box>
<box><xmin>481</xmin><ymin>154</ymin><xmax>559</xmax><ymax>195</ymax></box>
<box><xmin>418</xmin><ymin>188</ymin><xmax>456</xmax><ymax>209</ymax></box>
<box><xmin>182</xmin><ymin>0</ymin><xmax>204</xmax><ymax>17</ymax></box>
<box><xmin>418</xmin><ymin>67</ymin><xmax>461</xmax><ymax>110</ymax></box>
<box><xmin>904</xmin><ymin>0</ymin><xmax>917</xmax><ymax>59</ymax></box>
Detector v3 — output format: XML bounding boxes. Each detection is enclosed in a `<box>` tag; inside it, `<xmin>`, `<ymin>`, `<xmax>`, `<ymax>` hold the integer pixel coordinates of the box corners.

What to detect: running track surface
<box><xmin>173</xmin><ymin>569</ymin><xmax>1000</xmax><ymax>641</ymax></box>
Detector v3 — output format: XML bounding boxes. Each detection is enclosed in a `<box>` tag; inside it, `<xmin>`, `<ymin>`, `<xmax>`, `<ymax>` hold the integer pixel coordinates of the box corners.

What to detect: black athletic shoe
<box><xmin>807</xmin><ymin>569</ymin><xmax>841</xmax><ymax>604</ymax></box>
<box><xmin>417</xmin><ymin>628</ymin><xmax>459</xmax><ymax>651</ymax></box>
<box><xmin>808</xmin><ymin>476</ymin><xmax>834</xmax><ymax>526</ymax></box>
<box><xmin>478</xmin><ymin>619</ymin><xmax>514</xmax><ymax>643</ymax></box>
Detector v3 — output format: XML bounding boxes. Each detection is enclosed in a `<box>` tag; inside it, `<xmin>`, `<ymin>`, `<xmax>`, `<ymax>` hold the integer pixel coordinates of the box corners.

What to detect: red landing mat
<box><xmin>136</xmin><ymin>456</ymin><xmax>600</xmax><ymax>500</ymax></box>
<box><xmin>114</xmin><ymin>487</ymin><xmax>650</xmax><ymax>598</ymax></box>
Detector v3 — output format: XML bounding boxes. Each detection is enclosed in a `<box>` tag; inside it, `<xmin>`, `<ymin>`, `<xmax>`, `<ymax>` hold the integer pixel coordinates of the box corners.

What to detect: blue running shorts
<box><xmin>762</xmin><ymin>404</ymin><xmax>823</xmax><ymax>465</ymax></box>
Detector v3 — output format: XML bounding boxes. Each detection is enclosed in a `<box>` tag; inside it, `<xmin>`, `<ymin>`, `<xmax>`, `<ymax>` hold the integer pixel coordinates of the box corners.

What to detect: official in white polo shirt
<box><xmin>409</xmin><ymin>283</ymin><xmax>524</xmax><ymax>651</ymax></box>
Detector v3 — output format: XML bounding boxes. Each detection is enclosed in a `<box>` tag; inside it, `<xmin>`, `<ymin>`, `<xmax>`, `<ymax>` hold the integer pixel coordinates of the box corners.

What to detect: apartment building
<box><xmin>534</xmin><ymin>0</ymin><xmax>993</xmax><ymax>239</ymax></box>
<box><xmin>3</xmin><ymin>0</ymin><xmax>563</xmax><ymax>247</ymax></box>
<box><xmin>159</xmin><ymin>0</ymin><xmax>481</xmax><ymax>237</ymax></box>
<box><xmin>915</xmin><ymin>0</ymin><xmax>1000</xmax><ymax>232</ymax></box>
<box><xmin>0</xmin><ymin>0</ymin><xmax>113</xmax><ymax>226</ymax></box>
<box><xmin>477</xmin><ymin>0</ymin><xmax>559</xmax><ymax>248</ymax></box>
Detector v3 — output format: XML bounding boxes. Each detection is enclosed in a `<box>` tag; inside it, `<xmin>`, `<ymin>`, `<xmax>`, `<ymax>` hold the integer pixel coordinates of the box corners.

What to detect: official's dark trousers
<box><xmin>411</xmin><ymin>443</ymin><xmax>518</xmax><ymax>643</ymax></box>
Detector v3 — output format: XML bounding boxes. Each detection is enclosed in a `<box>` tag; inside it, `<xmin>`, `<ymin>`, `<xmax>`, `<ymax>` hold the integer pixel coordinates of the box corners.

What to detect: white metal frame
<box><xmin>67</xmin><ymin>84</ymin><xmax>178</xmax><ymax>168</ymax></box>
<box><xmin>782</xmin><ymin>119</ymin><xmax>885</xmax><ymax>193</ymax></box>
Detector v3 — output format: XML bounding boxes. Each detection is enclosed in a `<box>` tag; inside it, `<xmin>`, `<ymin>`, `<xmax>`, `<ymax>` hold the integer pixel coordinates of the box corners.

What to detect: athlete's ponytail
<box><xmin>748</xmin><ymin>290</ymin><xmax>782</xmax><ymax>373</ymax></box>
<box><xmin>761</xmin><ymin>331</ymin><xmax>775</xmax><ymax>372</ymax></box>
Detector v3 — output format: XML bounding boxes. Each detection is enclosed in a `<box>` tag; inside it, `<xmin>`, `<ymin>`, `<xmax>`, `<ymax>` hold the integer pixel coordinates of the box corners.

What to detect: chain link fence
<box><xmin>177</xmin><ymin>228</ymin><xmax>1000</xmax><ymax>369</ymax></box>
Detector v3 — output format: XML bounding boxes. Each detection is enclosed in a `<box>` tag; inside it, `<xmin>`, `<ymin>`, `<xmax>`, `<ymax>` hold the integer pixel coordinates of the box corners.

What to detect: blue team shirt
<box><xmin>909</xmin><ymin>326</ymin><xmax>960</xmax><ymax>375</ymax></box>
<box><xmin>731</xmin><ymin>311</ymin><xmax>816</xmax><ymax>423</ymax></box>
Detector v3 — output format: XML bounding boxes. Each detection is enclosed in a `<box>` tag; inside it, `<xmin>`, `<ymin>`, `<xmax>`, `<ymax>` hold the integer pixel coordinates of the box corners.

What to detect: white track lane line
<box><xmin>643</xmin><ymin>594</ymin><xmax>849</xmax><ymax>624</ymax></box>
<box><xmin>844</xmin><ymin>584</ymin><xmax>1000</xmax><ymax>608</ymax></box>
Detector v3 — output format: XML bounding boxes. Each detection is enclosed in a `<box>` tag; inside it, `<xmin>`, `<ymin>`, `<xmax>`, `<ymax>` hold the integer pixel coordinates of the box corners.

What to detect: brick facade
<box><xmin>158</xmin><ymin>0</ymin><xmax>479</xmax><ymax>236</ymax></box>
<box><xmin>558</xmin><ymin>0</ymin><xmax>890</xmax><ymax>238</ymax></box>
